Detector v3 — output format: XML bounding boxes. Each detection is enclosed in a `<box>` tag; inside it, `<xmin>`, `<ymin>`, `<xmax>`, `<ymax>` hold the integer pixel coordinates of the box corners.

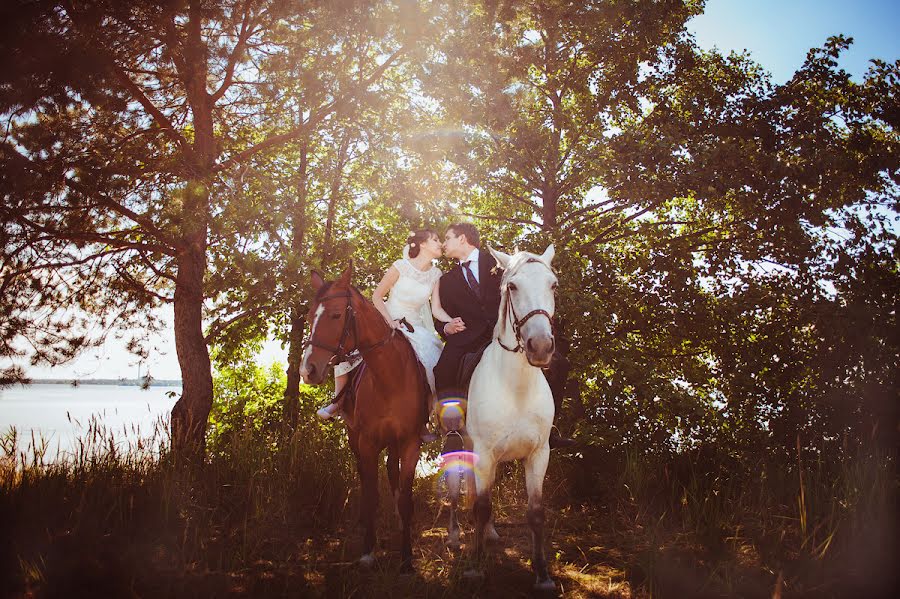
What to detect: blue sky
<box><xmin>689</xmin><ymin>0</ymin><xmax>899</xmax><ymax>82</ymax></box>
<box><xmin>17</xmin><ymin>0</ymin><xmax>900</xmax><ymax>380</ymax></box>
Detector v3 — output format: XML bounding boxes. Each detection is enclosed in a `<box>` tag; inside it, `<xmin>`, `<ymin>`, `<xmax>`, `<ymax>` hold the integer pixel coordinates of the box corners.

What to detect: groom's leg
<box><xmin>434</xmin><ymin>344</ymin><xmax>468</xmax><ymax>398</ymax></box>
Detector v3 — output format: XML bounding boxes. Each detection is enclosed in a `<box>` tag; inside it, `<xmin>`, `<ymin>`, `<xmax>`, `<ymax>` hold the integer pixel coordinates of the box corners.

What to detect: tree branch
<box><xmin>0</xmin><ymin>141</ymin><xmax>182</xmax><ymax>253</ymax></box>
<box><xmin>4</xmin><ymin>248</ymin><xmax>126</xmax><ymax>279</ymax></box>
<box><xmin>215</xmin><ymin>44</ymin><xmax>407</xmax><ymax>172</ymax></box>
<box><xmin>61</xmin><ymin>1</ymin><xmax>194</xmax><ymax>160</ymax></box>
<box><xmin>15</xmin><ymin>214</ymin><xmax>174</xmax><ymax>256</ymax></box>
<box><xmin>204</xmin><ymin>304</ymin><xmax>265</xmax><ymax>343</ymax></box>
<box><xmin>461</xmin><ymin>212</ymin><xmax>543</xmax><ymax>228</ymax></box>
<box><xmin>210</xmin><ymin>0</ymin><xmax>256</xmax><ymax>103</ymax></box>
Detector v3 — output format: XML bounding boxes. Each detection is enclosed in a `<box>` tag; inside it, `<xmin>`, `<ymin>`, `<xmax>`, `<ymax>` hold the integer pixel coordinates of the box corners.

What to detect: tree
<box><xmin>0</xmin><ymin>0</ymin><xmax>418</xmax><ymax>458</ymax></box>
<box><xmin>420</xmin><ymin>1</ymin><xmax>898</xmax><ymax>454</ymax></box>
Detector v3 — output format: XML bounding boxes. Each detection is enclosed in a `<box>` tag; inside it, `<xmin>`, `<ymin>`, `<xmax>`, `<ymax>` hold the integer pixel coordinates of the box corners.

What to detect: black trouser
<box><xmin>434</xmin><ymin>342</ymin><xmax>473</xmax><ymax>398</ymax></box>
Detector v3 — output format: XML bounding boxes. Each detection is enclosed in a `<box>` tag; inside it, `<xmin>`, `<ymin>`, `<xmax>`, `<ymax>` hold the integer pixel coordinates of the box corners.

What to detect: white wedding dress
<box><xmin>384</xmin><ymin>259</ymin><xmax>443</xmax><ymax>393</ymax></box>
<box><xmin>335</xmin><ymin>258</ymin><xmax>443</xmax><ymax>394</ymax></box>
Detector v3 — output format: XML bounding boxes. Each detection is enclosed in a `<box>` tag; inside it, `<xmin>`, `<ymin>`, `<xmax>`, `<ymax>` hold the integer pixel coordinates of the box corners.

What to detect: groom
<box><xmin>434</xmin><ymin>222</ymin><xmax>576</xmax><ymax>448</ymax></box>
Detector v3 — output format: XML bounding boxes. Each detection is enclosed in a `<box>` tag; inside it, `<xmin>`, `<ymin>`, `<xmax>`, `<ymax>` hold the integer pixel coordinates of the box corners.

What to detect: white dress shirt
<box><xmin>461</xmin><ymin>248</ymin><xmax>480</xmax><ymax>284</ymax></box>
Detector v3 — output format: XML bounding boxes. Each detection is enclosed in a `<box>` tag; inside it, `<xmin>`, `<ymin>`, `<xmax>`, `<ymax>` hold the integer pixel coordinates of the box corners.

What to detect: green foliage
<box><xmin>208</xmin><ymin>346</ymin><xmax>289</xmax><ymax>451</ymax></box>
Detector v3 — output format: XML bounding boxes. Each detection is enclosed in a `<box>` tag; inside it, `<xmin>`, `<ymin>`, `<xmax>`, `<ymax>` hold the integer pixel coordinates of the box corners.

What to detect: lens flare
<box><xmin>436</xmin><ymin>449</ymin><xmax>478</xmax><ymax>498</ymax></box>
<box><xmin>437</xmin><ymin>395</ymin><xmax>466</xmax><ymax>432</ymax></box>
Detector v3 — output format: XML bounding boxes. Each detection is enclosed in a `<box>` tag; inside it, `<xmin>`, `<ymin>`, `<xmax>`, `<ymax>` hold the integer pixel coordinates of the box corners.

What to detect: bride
<box><xmin>316</xmin><ymin>228</ymin><xmax>462</xmax><ymax>420</ymax></box>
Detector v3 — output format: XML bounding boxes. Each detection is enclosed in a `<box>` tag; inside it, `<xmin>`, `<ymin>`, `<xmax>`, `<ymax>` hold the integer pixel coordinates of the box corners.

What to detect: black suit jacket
<box><xmin>437</xmin><ymin>250</ymin><xmax>503</xmax><ymax>350</ymax></box>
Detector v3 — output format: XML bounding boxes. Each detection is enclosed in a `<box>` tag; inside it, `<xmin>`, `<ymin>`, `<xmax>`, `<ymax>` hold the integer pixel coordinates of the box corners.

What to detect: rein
<box><xmin>305</xmin><ymin>289</ymin><xmax>394</xmax><ymax>366</ymax></box>
<box><xmin>497</xmin><ymin>259</ymin><xmax>555</xmax><ymax>353</ymax></box>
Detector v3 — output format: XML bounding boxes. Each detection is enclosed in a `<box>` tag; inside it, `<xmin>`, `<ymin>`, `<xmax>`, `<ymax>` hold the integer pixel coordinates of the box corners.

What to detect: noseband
<box><xmin>304</xmin><ymin>289</ymin><xmax>393</xmax><ymax>366</ymax></box>
<box><xmin>497</xmin><ymin>260</ymin><xmax>555</xmax><ymax>354</ymax></box>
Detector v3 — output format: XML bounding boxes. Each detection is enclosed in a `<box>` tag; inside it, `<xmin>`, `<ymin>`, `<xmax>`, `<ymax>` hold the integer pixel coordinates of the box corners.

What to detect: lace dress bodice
<box><xmin>335</xmin><ymin>259</ymin><xmax>444</xmax><ymax>392</ymax></box>
<box><xmin>385</xmin><ymin>259</ymin><xmax>442</xmax><ymax>326</ymax></box>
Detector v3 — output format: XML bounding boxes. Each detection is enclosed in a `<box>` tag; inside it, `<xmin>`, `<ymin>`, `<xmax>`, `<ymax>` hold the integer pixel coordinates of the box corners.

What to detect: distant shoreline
<box><xmin>27</xmin><ymin>379</ymin><xmax>182</xmax><ymax>387</ymax></box>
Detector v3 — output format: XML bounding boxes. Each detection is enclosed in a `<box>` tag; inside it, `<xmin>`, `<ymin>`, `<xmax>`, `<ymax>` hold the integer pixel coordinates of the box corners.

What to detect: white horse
<box><xmin>465</xmin><ymin>244</ymin><xmax>558</xmax><ymax>591</ymax></box>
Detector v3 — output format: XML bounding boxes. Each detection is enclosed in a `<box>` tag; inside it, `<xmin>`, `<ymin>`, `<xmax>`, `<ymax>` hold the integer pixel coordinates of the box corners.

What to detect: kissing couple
<box><xmin>316</xmin><ymin>222</ymin><xmax>575</xmax><ymax>448</ymax></box>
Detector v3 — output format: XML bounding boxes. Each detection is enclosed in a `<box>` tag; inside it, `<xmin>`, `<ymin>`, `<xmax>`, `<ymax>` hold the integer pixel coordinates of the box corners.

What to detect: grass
<box><xmin>1</xmin><ymin>418</ymin><xmax>896</xmax><ymax>598</ymax></box>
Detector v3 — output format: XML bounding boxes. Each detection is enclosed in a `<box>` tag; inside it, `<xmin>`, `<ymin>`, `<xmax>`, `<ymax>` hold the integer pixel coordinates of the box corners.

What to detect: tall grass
<box><xmin>2</xmin><ymin>402</ymin><xmax>894</xmax><ymax>597</ymax></box>
<box><xmin>579</xmin><ymin>438</ymin><xmax>897</xmax><ymax>597</ymax></box>
<box><xmin>0</xmin><ymin>403</ymin><xmax>361</xmax><ymax>597</ymax></box>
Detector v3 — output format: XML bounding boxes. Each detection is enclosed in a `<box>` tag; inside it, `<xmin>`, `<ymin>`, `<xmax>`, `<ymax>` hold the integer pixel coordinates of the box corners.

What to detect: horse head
<box><xmin>489</xmin><ymin>244</ymin><xmax>558</xmax><ymax>368</ymax></box>
<box><xmin>300</xmin><ymin>262</ymin><xmax>357</xmax><ymax>385</ymax></box>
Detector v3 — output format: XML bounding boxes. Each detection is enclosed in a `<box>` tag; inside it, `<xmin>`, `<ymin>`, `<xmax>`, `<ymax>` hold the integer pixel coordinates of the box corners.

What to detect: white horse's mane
<box><xmin>498</xmin><ymin>251</ymin><xmax>554</xmax><ymax>286</ymax></box>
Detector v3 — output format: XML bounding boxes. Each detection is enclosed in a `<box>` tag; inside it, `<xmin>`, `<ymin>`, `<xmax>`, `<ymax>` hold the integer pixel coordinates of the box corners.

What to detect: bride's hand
<box><xmin>443</xmin><ymin>317</ymin><xmax>466</xmax><ymax>335</ymax></box>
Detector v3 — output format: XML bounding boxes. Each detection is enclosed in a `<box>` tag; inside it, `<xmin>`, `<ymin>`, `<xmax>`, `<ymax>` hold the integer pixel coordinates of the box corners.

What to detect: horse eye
<box><xmin>508</xmin><ymin>283</ymin><xmax>517</xmax><ymax>291</ymax></box>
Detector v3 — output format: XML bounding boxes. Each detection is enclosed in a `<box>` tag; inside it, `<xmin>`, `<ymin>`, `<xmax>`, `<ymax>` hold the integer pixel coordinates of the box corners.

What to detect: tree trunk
<box><xmin>321</xmin><ymin>133</ymin><xmax>351</xmax><ymax>270</ymax></box>
<box><xmin>170</xmin><ymin>0</ymin><xmax>214</xmax><ymax>460</ymax></box>
<box><xmin>283</xmin><ymin>141</ymin><xmax>310</xmax><ymax>429</ymax></box>
<box><xmin>171</xmin><ymin>233</ymin><xmax>213</xmax><ymax>460</ymax></box>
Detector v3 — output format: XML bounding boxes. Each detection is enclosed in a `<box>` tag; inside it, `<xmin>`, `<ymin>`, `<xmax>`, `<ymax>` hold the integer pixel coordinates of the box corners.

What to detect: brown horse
<box><xmin>299</xmin><ymin>263</ymin><xmax>427</xmax><ymax>571</ymax></box>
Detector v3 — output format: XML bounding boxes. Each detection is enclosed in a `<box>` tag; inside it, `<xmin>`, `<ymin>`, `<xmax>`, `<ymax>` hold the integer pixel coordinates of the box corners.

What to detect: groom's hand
<box><xmin>443</xmin><ymin>318</ymin><xmax>466</xmax><ymax>335</ymax></box>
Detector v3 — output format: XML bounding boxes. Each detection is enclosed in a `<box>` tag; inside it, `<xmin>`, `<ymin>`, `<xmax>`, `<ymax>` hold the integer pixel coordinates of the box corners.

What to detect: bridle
<box><xmin>304</xmin><ymin>289</ymin><xmax>393</xmax><ymax>366</ymax></box>
<box><xmin>497</xmin><ymin>259</ymin><xmax>556</xmax><ymax>354</ymax></box>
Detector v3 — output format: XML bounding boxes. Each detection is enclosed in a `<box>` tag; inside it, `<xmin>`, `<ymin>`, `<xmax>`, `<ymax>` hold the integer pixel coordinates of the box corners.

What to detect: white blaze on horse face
<box><xmin>300</xmin><ymin>303</ymin><xmax>325</xmax><ymax>382</ymax></box>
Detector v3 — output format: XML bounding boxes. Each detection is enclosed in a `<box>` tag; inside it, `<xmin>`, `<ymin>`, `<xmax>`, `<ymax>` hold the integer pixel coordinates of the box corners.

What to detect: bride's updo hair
<box><xmin>406</xmin><ymin>228</ymin><xmax>438</xmax><ymax>258</ymax></box>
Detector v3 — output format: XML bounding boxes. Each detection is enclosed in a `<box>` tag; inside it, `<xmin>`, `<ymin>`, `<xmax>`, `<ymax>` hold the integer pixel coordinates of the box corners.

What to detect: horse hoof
<box><xmin>534</xmin><ymin>577</ymin><xmax>556</xmax><ymax>592</ymax></box>
<box><xmin>485</xmin><ymin>528</ymin><xmax>500</xmax><ymax>543</ymax></box>
<box><xmin>446</xmin><ymin>540</ymin><xmax>461</xmax><ymax>551</ymax></box>
<box><xmin>400</xmin><ymin>560</ymin><xmax>415</xmax><ymax>574</ymax></box>
<box><xmin>358</xmin><ymin>553</ymin><xmax>376</xmax><ymax>568</ymax></box>
<box><xmin>462</xmin><ymin>568</ymin><xmax>484</xmax><ymax>580</ymax></box>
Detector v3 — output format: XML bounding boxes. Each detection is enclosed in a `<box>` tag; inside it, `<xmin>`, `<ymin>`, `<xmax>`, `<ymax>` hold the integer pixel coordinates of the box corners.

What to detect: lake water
<box><xmin>0</xmin><ymin>384</ymin><xmax>180</xmax><ymax>463</ymax></box>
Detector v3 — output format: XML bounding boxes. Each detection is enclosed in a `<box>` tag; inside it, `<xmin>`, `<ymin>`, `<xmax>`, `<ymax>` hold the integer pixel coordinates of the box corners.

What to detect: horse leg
<box><xmin>357</xmin><ymin>443</ymin><xmax>380</xmax><ymax>567</ymax></box>
<box><xmin>397</xmin><ymin>439</ymin><xmax>420</xmax><ymax>572</ymax></box>
<box><xmin>464</xmin><ymin>452</ymin><xmax>497</xmax><ymax>578</ymax></box>
<box><xmin>446</xmin><ymin>465</ymin><xmax>461</xmax><ymax>549</ymax></box>
<box><xmin>386</xmin><ymin>445</ymin><xmax>401</xmax><ymax>526</ymax></box>
<box><xmin>485</xmin><ymin>514</ymin><xmax>500</xmax><ymax>542</ymax></box>
<box><xmin>525</xmin><ymin>446</ymin><xmax>554</xmax><ymax>591</ymax></box>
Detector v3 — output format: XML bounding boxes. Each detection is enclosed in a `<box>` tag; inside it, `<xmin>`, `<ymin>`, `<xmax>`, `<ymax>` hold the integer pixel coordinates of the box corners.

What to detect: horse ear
<box><xmin>540</xmin><ymin>244</ymin><xmax>555</xmax><ymax>265</ymax></box>
<box><xmin>338</xmin><ymin>260</ymin><xmax>353</xmax><ymax>286</ymax></box>
<box><xmin>488</xmin><ymin>246</ymin><xmax>511</xmax><ymax>270</ymax></box>
<box><xmin>311</xmin><ymin>270</ymin><xmax>325</xmax><ymax>292</ymax></box>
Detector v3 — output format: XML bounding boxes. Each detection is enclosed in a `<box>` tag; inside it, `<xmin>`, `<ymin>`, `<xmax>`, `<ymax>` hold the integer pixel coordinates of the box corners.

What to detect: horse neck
<box><xmin>351</xmin><ymin>293</ymin><xmax>392</xmax><ymax>350</ymax></box>
<box><xmin>351</xmin><ymin>297</ymin><xmax>414</xmax><ymax>388</ymax></box>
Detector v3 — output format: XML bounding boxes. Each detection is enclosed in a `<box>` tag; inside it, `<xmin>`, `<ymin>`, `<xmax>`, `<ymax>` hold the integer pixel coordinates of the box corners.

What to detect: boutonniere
<box><xmin>490</xmin><ymin>264</ymin><xmax>500</xmax><ymax>276</ymax></box>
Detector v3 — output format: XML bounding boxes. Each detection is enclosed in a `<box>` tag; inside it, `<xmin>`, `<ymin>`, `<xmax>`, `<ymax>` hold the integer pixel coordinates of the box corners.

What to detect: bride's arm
<box><xmin>431</xmin><ymin>279</ymin><xmax>454</xmax><ymax>324</ymax></box>
<box><xmin>372</xmin><ymin>266</ymin><xmax>400</xmax><ymax>328</ymax></box>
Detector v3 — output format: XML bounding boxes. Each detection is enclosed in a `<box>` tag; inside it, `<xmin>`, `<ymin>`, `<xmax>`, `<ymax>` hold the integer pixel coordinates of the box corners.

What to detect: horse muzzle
<box><xmin>524</xmin><ymin>334</ymin><xmax>555</xmax><ymax>368</ymax></box>
<box><xmin>301</xmin><ymin>360</ymin><xmax>327</xmax><ymax>385</ymax></box>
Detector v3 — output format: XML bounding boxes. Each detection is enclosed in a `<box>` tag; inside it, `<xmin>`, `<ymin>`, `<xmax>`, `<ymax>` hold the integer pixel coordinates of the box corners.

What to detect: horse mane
<box><xmin>313</xmin><ymin>280</ymin><xmax>365</xmax><ymax>304</ymax></box>
<box><xmin>314</xmin><ymin>281</ymin><xmax>335</xmax><ymax>301</ymax></box>
<box><xmin>499</xmin><ymin>252</ymin><xmax>554</xmax><ymax>286</ymax></box>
